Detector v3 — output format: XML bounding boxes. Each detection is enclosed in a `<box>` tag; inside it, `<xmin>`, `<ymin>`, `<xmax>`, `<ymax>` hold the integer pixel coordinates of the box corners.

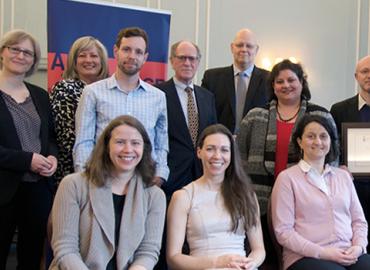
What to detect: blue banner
<box><xmin>47</xmin><ymin>0</ymin><xmax>171</xmax><ymax>89</ymax></box>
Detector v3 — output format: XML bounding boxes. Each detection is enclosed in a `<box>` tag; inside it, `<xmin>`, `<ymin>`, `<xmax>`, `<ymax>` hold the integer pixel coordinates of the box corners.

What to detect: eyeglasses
<box><xmin>233</xmin><ymin>42</ymin><xmax>257</xmax><ymax>50</ymax></box>
<box><xmin>174</xmin><ymin>55</ymin><xmax>199</xmax><ymax>63</ymax></box>
<box><xmin>6</xmin><ymin>46</ymin><xmax>35</xmax><ymax>58</ymax></box>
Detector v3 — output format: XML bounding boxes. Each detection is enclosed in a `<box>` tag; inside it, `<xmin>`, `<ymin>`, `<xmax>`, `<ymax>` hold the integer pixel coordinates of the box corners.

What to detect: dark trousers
<box><xmin>154</xmin><ymin>218</ymin><xmax>168</xmax><ymax>270</ymax></box>
<box><xmin>260</xmin><ymin>214</ymin><xmax>278</xmax><ymax>270</ymax></box>
<box><xmin>0</xmin><ymin>180</ymin><xmax>53</xmax><ymax>270</ymax></box>
<box><xmin>154</xmin><ymin>196</ymin><xmax>170</xmax><ymax>270</ymax></box>
<box><xmin>353</xmin><ymin>178</ymin><xmax>370</xmax><ymax>253</ymax></box>
<box><xmin>288</xmin><ymin>254</ymin><xmax>370</xmax><ymax>270</ymax></box>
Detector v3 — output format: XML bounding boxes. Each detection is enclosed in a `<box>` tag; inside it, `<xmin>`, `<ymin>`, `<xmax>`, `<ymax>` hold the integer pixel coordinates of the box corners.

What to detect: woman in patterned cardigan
<box><xmin>237</xmin><ymin>59</ymin><xmax>338</xmax><ymax>268</ymax></box>
<box><xmin>49</xmin><ymin>36</ymin><xmax>109</xmax><ymax>182</ymax></box>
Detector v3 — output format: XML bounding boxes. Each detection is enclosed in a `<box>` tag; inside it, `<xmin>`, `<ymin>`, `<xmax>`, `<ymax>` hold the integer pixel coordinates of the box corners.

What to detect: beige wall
<box><xmin>1</xmin><ymin>0</ymin><xmax>369</xmax><ymax>108</ymax></box>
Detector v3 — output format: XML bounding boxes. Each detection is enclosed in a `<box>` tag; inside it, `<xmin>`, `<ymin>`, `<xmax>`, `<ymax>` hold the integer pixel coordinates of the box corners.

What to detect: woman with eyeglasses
<box><xmin>0</xmin><ymin>29</ymin><xmax>58</xmax><ymax>269</ymax></box>
<box><xmin>49</xmin><ymin>36</ymin><xmax>109</xmax><ymax>183</ymax></box>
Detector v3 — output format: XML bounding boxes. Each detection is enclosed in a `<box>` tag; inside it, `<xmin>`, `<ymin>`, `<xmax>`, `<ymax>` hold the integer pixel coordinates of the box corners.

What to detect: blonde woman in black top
<box><xmin>0</xmin><ymin>29</ymin><xmax>57</xmax><ymax>270</ymax></box>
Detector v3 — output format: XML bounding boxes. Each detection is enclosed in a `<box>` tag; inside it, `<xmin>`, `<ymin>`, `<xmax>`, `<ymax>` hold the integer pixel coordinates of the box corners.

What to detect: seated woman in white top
<box><xmin>167</xmin><ymin>124</ymin><xmax>265</xmax><ymax>270</ymax></box>
<box><xmin>271</xmin><ymin>114</ymin><xmax>370</xmax><ymax>270</ymax></box>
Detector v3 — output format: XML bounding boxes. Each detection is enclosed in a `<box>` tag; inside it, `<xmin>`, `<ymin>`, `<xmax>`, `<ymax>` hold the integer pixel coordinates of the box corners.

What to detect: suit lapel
<box><xmin>227</xmin><ymin>65</ymin><xmax>236</xmax><ymax>117</ymax></box>
<box><xmin>194</xmin><ymin>86</ymin><xmax>206</xmax><ymax>132</ymax></box>
<box><xmin>167</xmin><ymin>79</ymin><xmax>195</xmax><ymax>147</ymax></box>
<box><xmin>348</xmin><ymin>95</ymin><xmax>361</xmax><ymax>121</ymax></box>
<box><xmin>167</xmin><ymin>79</ymin><xmax>188</xmax><ymax>125</ymax></box>
<box><xmin>244</xmin><ymin>67</ymin><xmax>261</xmax><ymax>115</ymax></box>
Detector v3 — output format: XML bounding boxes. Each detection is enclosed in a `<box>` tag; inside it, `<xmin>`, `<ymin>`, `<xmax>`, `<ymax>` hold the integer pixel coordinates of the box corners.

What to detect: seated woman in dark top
<box><xmin>49</xmin><ymin>115</ymin><xmax>166</xmax><ymax>270</ymax></box>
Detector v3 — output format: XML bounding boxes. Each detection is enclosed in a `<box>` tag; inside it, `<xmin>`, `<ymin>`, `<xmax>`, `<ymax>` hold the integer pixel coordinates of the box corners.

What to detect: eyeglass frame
<box><xmin>173</xmin><ymin>55</ymin><xmax>200</xmax><ymax>63</ymax></box>
<box><xmin>5</xmin><ymin>46</ymin><xmax>35</xmax><ymax>58</ymax></box>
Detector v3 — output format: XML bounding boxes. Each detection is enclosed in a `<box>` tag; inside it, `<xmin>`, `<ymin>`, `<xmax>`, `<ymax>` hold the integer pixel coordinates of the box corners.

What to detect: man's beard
<box><xmin>118</xmin><ymin>61</ymin><xmax>141</xmax><ymax>76</ymax></box>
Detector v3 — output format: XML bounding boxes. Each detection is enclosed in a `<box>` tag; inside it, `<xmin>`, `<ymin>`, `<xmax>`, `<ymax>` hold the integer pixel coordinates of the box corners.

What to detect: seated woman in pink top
<box><xmin>271</xmin><ymin>114</ymin><xmax>370</xmax><ymax>270</ymax></box>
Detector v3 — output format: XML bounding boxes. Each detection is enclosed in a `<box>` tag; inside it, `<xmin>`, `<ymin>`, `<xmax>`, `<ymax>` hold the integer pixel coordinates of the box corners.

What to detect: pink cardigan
<box><xmin>271</xmin><ymin>162</ymin><xmax>368</xmax><ymax>270</ymax></box>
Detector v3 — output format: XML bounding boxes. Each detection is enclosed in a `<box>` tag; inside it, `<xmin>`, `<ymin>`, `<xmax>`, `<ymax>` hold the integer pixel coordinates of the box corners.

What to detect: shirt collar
<box><xmin>298</xmin><ymin>159</ymin><xmax>333</xmax><ymax>176</ymax></box>
<box><xmin>173</xmin><ymin>76</ymin><xmax>194</xmax><ymax>91</ymax></box>
<box><xmin>108</xmin><ymin>73</ymin><xmax>147</xmax><ymax>92</ymax></box>
<box><xmin>233</xmin><ymin>64</ymin><xmax>254</xmax><ymax>77</ymax></box>
<box><xmin>358</xmin><ymin>92</ymin><xmax>369</xmax><ymax>111</ymax></box>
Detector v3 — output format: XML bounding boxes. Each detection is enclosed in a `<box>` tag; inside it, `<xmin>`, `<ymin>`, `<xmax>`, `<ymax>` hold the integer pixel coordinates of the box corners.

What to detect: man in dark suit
<box><xmin>330</xmin><ymin>55</ymin><xmax>370</xmax><ymax>252</ymax></box>
<box><xmin>201</xmin><ymin>28</ymin><xmax>269</xmax><ymax>133</ymax></box>
<box><xmin>157</xmin><ymin>40</ymin><xmax>217</xmax><ymax>199</ymax></box>
<box><xmin>154</xmin><ymin>40</ymin><xmax>217</xmax><ymax>270</ymax></box>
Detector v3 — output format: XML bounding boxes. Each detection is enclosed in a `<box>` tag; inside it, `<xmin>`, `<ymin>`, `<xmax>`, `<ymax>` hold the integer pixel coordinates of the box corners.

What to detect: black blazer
<box><xmin>201</xmin><ymin>65</ymin><xmax>269</xmax><ymax>132</ymax></box>
<box><xmin>0</xmin><ymin>82</ymin><xmax>57</xmax><ymax>205</ymax></box>
<box><xmin>330</xmin><ymin>94</ymin><xmax>362</xmax><ymax>164</ymax></box>
<box><xmin>330</xmin><ymin>94</ymin><xmax>361</xmax><ymax>138</ymax></box>
<box><xmin>157</xmin><ymin>79</ymin><xmax>217</xmax><ymax>198</ymax></box>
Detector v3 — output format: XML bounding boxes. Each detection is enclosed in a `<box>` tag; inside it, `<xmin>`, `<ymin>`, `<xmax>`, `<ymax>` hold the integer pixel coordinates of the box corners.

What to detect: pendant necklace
<box><xmin>276</xmin><ymin>106</ymin><xmax>300</xmax><ymax>123</ymax></box>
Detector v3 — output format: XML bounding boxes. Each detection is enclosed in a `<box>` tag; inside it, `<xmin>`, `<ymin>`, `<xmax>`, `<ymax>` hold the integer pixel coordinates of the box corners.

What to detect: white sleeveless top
<box><xmin>183</xmin><ymin>182</ymin><xmax>246</xmax><ymax>257</ymax></box>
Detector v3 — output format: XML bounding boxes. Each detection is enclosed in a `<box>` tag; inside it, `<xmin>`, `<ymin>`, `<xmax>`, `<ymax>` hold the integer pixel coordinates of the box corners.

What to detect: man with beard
<box><xmin>330</xmin><ymin>55</ymin><xmax>370</xmax><ymax>252</ymax></box>
<box><xmin>201</xmin><ymin>28</ymin><xmax>269</xmax><ymax>134</ymax></box>
<box><xmin>74</xmin><ymin>27</ymin><xmax>169</xmax><ymax>185</ymax></box>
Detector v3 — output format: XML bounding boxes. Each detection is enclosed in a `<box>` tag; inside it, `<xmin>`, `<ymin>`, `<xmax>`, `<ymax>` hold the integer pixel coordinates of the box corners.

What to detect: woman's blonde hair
<box><xmin>63</xmin><ymin>36</ymin><xmax>109</xmax><ymax>80</ymax></box>
<box><xmin>0</xmin><ymin>29</ymin><xmax>41</xmax><ymax>77</ymax></box>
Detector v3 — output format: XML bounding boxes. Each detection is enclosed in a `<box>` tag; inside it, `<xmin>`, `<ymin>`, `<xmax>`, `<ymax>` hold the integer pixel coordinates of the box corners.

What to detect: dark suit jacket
<box><xmin>157</xmin><ymin>79</ymin><xmax>217</xmax><ymax>198</ymax></box>
<box><xmin>201</xmin><ymin>65</ymin><xmax>269</xmax><ymax>132</ymax></box>
<box><xmin>330</xmin><ymin>95</ymin><xmax>361</xmax><ymax>164</ymax></box>
<box><xmin>330</xmin><ymin>96</ymin><xmax>370</xmax><ymax>254</ymax></box>
<box><xmin>0</xmin><ymin>82</ymin><xmax>57</xmax><ymax>205</ymax></box>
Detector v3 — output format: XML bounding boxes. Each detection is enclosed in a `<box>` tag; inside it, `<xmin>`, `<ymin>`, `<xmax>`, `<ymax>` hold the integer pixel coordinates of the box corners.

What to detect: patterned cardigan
<box><xmin>50</xmin><ymin>79</ymin><xmax>86</xmax><ymax>182</ymax></box>
<box><xmin>237</xmin><ymin>99</ymin><xmax>338</xmax><ymax>215</ymax></box>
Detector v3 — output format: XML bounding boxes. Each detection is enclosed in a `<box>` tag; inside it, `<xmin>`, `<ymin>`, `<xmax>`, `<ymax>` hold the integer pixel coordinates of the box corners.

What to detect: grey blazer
<box><xmin>49</xmin><ymin>172</ymin><xmax>166</xmax><ymax>270</ymax></box>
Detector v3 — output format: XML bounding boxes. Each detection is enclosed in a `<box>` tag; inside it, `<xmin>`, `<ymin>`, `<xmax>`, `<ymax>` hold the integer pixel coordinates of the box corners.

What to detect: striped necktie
<box><xmin>185</xmin><ymin>87</ymin><xmax>199</xmax><ymax>146</ymax></box>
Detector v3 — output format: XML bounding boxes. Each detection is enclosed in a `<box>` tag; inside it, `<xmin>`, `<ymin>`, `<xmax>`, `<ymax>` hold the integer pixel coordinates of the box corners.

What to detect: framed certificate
<box><xmin>342</xmin><ymin>122</ymin><xmax>370</xmax><ymax>177</ymax></box>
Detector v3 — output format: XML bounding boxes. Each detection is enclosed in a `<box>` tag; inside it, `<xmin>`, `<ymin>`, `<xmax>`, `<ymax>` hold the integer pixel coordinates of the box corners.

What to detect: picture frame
<box><xmin>342</xmin><ymin>122</ymin><xmax>370</xmax><ymax>177</ymax></box>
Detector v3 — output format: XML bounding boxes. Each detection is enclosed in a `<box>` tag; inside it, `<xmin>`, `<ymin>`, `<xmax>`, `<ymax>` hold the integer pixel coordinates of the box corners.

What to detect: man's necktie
<box><xmin>185</xmin><ymin>87</ymin><xmax>199</xmax><ymax>146</ymax></box>
<box><xmin>235</xmin><ymin>72</ymin><xmax>248</xmax><ymax>133</ymax></box>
